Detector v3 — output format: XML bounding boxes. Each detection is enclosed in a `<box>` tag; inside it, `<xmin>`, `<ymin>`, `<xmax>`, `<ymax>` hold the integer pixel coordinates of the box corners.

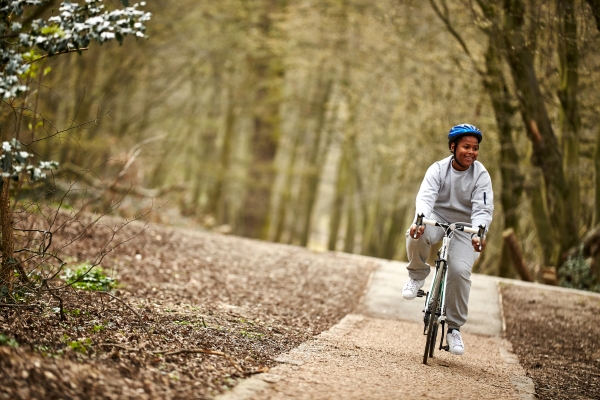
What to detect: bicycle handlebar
<box><xmin>414</xmin><ymin>213</ymin><xmax>486</xmax><ymax>250</ymax></box>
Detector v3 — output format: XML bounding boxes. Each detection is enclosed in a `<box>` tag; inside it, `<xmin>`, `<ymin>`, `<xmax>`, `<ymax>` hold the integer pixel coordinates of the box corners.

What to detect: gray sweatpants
<box><xmin>405</xmin><ymin>225</ymin><xmax>479</xmax><ymax>330</ymax></box>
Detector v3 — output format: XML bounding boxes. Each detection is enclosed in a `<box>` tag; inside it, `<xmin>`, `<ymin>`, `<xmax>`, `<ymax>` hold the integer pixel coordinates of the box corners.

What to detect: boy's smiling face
<box><xmin>451</xmin><ymin>135</ymin><xmax>479</xmax><ymax>171</ymax></box>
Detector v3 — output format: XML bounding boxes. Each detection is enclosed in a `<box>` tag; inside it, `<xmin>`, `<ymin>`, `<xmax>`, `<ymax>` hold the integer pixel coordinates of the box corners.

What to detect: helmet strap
<box><xmin>452</xmin><ymin>155</ymin><xmax>466</xmax><ymax>169</ymax></box>
<box><xmin>451</xmin><ymin>143</ymin><xmax>466</xmax><ymax>169</ymax></box>
<box><xmin>450</xmin><ymin>138</ymin><xmax>465</xmax><ymax>168</ymax></box>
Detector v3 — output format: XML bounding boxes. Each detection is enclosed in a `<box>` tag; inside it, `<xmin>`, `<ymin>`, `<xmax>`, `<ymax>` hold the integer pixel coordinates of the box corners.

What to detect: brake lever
<box><xmin>414</xmin><ymin>213</ymin><xmax>424</xmax><ymax>239</ymax></box>
<box><xmin>477</xmin><ymin>225</ymin><xmax>486</xmax><ymax>251</ymax></box>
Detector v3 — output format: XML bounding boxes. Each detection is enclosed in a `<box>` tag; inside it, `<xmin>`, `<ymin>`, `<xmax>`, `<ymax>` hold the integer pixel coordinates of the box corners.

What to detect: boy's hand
<box><xmin>410</xmin><ymin>224</ymin><xmax>425</xmax><ymax>239</ymax></box>
<box><xmin>472</xmin><ymin>236</ymin><xmax>486</xmax><ymax>252</ymax></box>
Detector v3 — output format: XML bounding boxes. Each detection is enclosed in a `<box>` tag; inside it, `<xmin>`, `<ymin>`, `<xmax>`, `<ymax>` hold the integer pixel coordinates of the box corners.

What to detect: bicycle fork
<box><xmin>438</xmin><ymin>262</ymin><xmax>450</xmax><ymax>352</ymax></box>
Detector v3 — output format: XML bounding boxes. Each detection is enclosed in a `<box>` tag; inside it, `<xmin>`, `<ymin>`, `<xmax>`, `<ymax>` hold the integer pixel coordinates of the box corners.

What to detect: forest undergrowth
<box><xmin>0</xmin><ymin>213</ymin><xmax>375</xmax><ymax>399</ymax></box>
<box><xmin>1</xmin><ymin>212</ymin><xmax>599</xmax><ymax>399</ymax></box>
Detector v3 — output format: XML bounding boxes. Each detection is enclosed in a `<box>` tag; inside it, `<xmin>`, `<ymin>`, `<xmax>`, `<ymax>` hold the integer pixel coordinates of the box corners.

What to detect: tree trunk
<box><xmin>502</xmin><ymin>0</ymin><xmax>577</xmax><ymax>265</ymax></box>
<box><xmin>207</xmin><ymin>91</ymin><xmax>236</xmax><ymax>225</ymax></box>
<box><xmin>238</xmin><ymin>0</ymin><xmax>287</xmax><ymax>240</ymax></box>
<box><xmin>361</xmin><ymin>168</ymin><xmax>386</xmax><ymax>257</ymax></box>
<box><xmin>482</xmin><ymin>16</ymin><xmax>524</xmax><ymax>277</ymax></box>
<box><xmin>595</xmin><ymin>125</ymin><xmax>600</xmax><ymax>225</ymax></box>
<box><xmin>585</xmin><ymin>0</ymin><xmax>600</xmax><ymax>32</ymax></box>
<box><xmin>502</xmin><ymin>228</ymin><xmax>534</xmax><ymax>282</ymax></box>
<box><xmin>272</xmin><ymin>129</ymin><xmax>301</xmax><ymax>243</ymax></box>
<box><xmin>526</xmin><ymin>172</ymin><xmax>556</xmax><ymax>266</ymax></box>
<box><xmin>558</xmin><ymin>0</ymin><xmax>581</xmax><ymax>221</ymax></box>
<box><xmin>383</xmin><ymin>202</ymin><xmax>407</xmax><ymax>260</ymax></box>
<box><xmin>299</xmin><ymin>78</ymin><xmax>334</xmax><ymax>247</ymax></box>
<box><xmin>0</xmin><ymin>178</ymin><xmax>14</xmax><ymax>291</ymax></box>
<box><xmin>343</xmin><ymin>185</ymin><xmax>356</xmax><ymax>253</ymax></box>
<box><xmin>328</xmin><ymin>146</ymin><xmax>349</xmax><ymax>251</ymax></box>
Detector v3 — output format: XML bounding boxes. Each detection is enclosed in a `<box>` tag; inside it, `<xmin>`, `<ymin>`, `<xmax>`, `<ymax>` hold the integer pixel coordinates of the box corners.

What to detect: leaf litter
<box><xmin>0</xmin><ymin>214</ymin><xmax>376</xmax><ymax>399</ymax></box>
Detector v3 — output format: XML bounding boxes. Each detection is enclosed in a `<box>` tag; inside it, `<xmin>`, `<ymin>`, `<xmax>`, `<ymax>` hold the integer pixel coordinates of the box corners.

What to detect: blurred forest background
<box><xmin>6</xmin><ymin>0</ymin><xmax>600</xmax><ymax>284</ymax></box>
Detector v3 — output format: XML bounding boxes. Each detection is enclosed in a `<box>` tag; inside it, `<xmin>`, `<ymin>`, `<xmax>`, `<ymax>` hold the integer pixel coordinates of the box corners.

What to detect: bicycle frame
<box><xmin>415</xmin><ymin>213</ymin><xmax>485</xmax><ymax>364</ymax></box>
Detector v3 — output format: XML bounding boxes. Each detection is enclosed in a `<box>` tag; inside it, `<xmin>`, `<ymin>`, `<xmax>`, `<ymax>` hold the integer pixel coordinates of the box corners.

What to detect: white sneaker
<box><xmin>402</xmin><ymin>278</ymin><xmax>425</xmax><ymax>300</ymax></box>
<box><xmin>447</xmin><ymin>330</ymin><xmax>465</xmax><ymax>355</ymax></box>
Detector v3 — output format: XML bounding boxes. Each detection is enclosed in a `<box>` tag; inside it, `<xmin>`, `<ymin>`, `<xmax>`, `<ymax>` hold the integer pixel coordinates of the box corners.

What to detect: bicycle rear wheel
<box><xmin>423</xmin><ymin>268</ymin><xmax>442</xmax><ymax>365</ymax></box>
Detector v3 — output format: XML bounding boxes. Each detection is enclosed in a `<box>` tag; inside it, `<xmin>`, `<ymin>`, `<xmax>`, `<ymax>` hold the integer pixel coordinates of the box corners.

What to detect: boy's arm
<box><xmin>471</xmin><ymin>171</ymin><xmax>494</xmax><ymax>232</ymax></box>
<box><xmin>414</xmin><ymin>163</ymin><xmax>442</xmax><ymax>222</ymax></box>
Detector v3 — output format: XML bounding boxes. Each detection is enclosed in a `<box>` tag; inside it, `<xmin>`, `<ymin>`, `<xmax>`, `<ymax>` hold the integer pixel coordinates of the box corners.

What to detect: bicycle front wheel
<box><xmin>429</xmin><ymin>317</ymin><xmax>438</xmax><ymax>358</ymax></box>
<box><xmin>423</xmin><ymin>269</ymin><xmax>442</xmax><ymax>365</ymax></box>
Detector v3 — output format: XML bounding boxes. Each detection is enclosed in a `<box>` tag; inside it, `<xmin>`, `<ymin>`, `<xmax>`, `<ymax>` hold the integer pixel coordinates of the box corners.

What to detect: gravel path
<box><xmin>218</xmin><ymin>260</ymin><xmax>535</xmax><ymax>400</ymax></box>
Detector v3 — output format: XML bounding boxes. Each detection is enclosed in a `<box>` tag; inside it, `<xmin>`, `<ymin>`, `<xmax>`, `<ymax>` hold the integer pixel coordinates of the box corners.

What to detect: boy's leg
<box><xmin>405</xmin><ymin>225</ymin><xmax>443</xmax><ymax>281</ymax></box>
<box><xmin>445</xmin><ymin>232</ymin><xmax>479</xmax><ymax>330</ymax></box>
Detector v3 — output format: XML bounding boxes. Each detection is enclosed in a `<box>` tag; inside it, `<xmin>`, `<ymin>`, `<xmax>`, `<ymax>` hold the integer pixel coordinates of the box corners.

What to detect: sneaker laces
<box><xmin>450</xmin><ymin>331</ymin><xmax>464</xmax><ymax>348</ymax></box>
<box><xmin>406</xmin><ymin>279</ymin><xmax>421</xmax><ymax>290</ymax></box>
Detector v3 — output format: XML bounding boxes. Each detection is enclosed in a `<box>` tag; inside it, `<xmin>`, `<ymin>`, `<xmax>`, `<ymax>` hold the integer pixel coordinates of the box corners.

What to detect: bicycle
<box><xmin>413</xmin><ymin>213</ymin><xmax>485</xmax><ymax>365</ymax></box>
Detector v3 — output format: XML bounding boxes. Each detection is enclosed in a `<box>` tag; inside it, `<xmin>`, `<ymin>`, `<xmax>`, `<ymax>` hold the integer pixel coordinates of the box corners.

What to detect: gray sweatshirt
<box><xmin>414</xmin><ymin>155</ymin><xmax>493</xmax><ymax>231</ymax></box>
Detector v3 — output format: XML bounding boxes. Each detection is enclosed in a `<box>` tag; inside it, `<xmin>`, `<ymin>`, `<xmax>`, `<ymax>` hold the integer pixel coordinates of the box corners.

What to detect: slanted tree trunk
<box><xmin>502</xmin><ymin>228</ymin><xmax>534</xmax><ymax>282</ymax></box>
<box><xmin>585</xmin><ymin>0</ymin><xmax>600</xmax><ymax>32</ymax></box>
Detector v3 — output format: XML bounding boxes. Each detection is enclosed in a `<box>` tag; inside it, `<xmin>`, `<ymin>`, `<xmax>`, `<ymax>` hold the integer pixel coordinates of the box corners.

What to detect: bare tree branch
<box><xmin>428</xmin><ymin>0</ymin><xmax>486</xmax><ymax>76</ymax></box>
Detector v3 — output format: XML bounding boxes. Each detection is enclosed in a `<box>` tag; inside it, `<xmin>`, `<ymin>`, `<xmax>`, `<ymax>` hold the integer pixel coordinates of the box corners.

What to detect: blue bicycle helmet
<box><xmin>447</xmin><ymin>124</ymin><xmax>483</xmax><ymax>144</ymax></box>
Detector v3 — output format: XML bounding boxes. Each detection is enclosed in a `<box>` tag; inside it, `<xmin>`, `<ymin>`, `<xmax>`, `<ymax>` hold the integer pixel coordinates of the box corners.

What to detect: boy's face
<box><xmin>450</xmin><ymin>135</ymin><xmax>479</xmax><ymax>170</ymax></box>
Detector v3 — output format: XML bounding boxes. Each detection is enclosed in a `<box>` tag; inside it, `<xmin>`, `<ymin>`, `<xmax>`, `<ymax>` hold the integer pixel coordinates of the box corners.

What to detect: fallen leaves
<box><xmin>0</xmin><ymin>213</ymin><xmax>375</xmax><ymax>398</ymax></box>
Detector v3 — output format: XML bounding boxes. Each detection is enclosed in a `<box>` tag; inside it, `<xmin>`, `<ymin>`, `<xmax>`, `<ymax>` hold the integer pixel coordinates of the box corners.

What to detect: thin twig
<box><xmin>98</xmin><ymin>343</ymin><xmax>139</xmax><ymax>352</ymax></box>
<box><xmin>30</xmin><ymin>110</ymin><xmax>110</xmax><ymax>143</ymax></box>
<box><xmin>42</xmin><ymin>280</ymin><xmax>65</xmax><ymax>321</ymax></box>
<box><xmin>150</xmin><ymin>348</ymin><xmax>243</xmax><ymax>373</ymax></box>
<box><xmin>0</xmin><ymin>303</ymin><xmax>41</xmax><ymax>309</ymax></box>
<box><xmin>95</xmin><ymin>291</ymin><xmax>155</xmax><ymax>346</ymax></box>
<box><xmin>428</xmin><ymin>0</ymin><xmax>486</xmax><ymax>76</ymax></box>
<box><xmin>98</xmin><ymin>343</ymin><xmax>244</xmax><ymax>373</ymax></box>
<box><xmin>25</xmin><ymin>48</ymin><xmax>89</xmax><ymax>65</ymax></box>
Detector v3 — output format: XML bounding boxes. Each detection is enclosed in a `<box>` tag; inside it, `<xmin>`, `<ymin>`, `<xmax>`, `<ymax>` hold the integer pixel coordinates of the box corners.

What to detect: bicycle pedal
<box><xmin>442</xmin><ymin>345</ymin><xmax>449</xmax><ymax>352</ymax></box>
<box><xmin>416</xmin><ymin>289</ymin><xmax>426</xmax><ymax>297</ymax></box>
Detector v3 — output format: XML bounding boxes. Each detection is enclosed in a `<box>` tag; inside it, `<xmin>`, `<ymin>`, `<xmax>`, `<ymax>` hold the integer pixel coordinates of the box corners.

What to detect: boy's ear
<box><xmin>449</xmin><ymin>141</ymin><xmax>455</xmax><ymax>152</ymax></box>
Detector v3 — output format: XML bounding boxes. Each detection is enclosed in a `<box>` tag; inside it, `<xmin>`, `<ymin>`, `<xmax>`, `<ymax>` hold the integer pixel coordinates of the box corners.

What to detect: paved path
<box><xmin>217</xmin><ymin>259</ymin><xmax>535</xmax><ymax>400</ymax></box>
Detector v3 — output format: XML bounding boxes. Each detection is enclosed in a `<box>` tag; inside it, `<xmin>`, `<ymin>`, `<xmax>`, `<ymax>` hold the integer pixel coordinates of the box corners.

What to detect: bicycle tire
<box><xmin>423</xmin><ymin>268</ymin><xmax>442</xmax><ymax>364</ymax></box>
<box><xmin>429</xmin><ymin>316</ymin><xmax>438</xmax><ymax>357</ymax></box>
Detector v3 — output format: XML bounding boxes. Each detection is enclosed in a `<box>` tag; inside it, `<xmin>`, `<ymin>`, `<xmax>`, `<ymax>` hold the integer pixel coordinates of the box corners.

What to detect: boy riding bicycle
<box><xmin>402</xmin><ymin>124</ymin><xmax>494</xmax><ymax>356</ymax></box>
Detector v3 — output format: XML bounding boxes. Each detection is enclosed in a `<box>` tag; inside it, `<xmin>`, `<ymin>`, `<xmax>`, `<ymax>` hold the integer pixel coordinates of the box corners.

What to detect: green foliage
<box><xmin>67</xmin><ymin>338</ymin><xmax>92</xmax><ymax>354</ymax></box>
<box><xmin>0</xmin><ymin>334</ymin><xmax>19</xmax><ymax>348</ymax></box>
<box><xmin>0</xmin><ymin>0</ymin><xmax>151</xmax><ymax>98</ymax></box>
<box><xmin>66</xmin><ymin>308</ymin><xmax>81</xmax><ymax>317</ymax></box>
<box><xmin>559</xmin><ymin>245</ymin><xmax>600</xmax><ymax>293</ymax></box>
<box><xmin>239</xmin><ymin>330</ymin><xmax>264</xmax><ymax>340</ymax></box>
<box><xmin>61</xmin><ymin>264</ymin><xmax>117</xmax><ymax>291</ymax></box>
